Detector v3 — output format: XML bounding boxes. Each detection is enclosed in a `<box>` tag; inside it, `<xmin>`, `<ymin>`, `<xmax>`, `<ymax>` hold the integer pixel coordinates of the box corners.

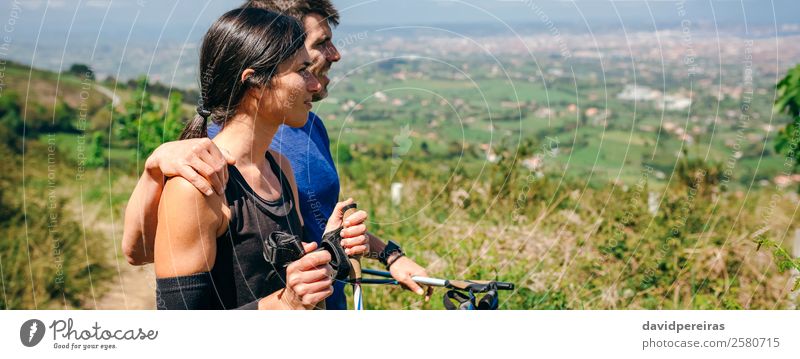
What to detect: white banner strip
<box><xmin>1</xmin><ymin>311</ymin><xmax>797</xmax><ymax>359</ymax></box>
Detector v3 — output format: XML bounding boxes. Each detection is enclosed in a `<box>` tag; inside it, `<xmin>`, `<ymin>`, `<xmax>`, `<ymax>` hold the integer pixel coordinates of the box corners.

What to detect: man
<box><xmin>122</xmin><ymin>0</ymin><xmax>430</xmax><ymax>309</ymax></box>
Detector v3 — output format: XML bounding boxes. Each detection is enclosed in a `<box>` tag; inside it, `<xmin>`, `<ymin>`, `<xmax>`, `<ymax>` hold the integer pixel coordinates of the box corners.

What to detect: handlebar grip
<box><xmin>342</xmin><ymin>203</ymin><xmax>362</xmax><ymax>280</ymax></box>
<box><xmin>495</xmin><ymin>282</ymin><xmax>515</xmax><ymax>290</ymax></box>
<box><xmin>342</xmin><ymin>203</ymin><xmax>358</xmax><ymax>220</ymax></box>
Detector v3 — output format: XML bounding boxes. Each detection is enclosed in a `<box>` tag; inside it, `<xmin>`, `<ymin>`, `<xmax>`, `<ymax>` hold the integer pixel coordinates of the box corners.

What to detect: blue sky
<box><xmin>334</xmin><ymin>0</ymin><xmax>800</xmax><ymax>26</ymax></box>
<box><xmin>2</xmin><ymin>0</ymin><xmax>798</xmax><ymax>41</ymax></box>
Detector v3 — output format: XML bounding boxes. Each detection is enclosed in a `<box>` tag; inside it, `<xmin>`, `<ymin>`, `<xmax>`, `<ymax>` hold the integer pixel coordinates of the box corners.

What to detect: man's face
<box><xmin>302</xmin><ymin>13</ymin><xmax>341</xmax><ymax>102</ymax></box>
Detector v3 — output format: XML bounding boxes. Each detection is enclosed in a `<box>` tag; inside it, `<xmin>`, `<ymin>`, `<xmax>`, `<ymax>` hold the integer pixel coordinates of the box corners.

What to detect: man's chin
<box><xmin>311</xmin><ymin>90</ymin><xmax>328</xmax><ymax>102</ymax></box>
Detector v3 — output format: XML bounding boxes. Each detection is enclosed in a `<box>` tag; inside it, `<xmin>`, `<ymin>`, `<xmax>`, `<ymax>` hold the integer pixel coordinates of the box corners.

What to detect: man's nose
<box><xmin>325</xmin><ymin>42</ymin><xmax>341</xmax><ymax>62</ymax></box>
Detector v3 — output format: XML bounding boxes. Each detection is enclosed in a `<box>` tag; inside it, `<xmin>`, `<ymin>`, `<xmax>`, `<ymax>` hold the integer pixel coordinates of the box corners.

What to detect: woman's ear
<box><xmin>241</xmin><ymin>68</ymin><xmax>262</xmax><ymax>100</ymax></box>
<box><xmin>240</xmin><ymin>68</ymin><xmax>256</xmax><ymax>84</ymax></box>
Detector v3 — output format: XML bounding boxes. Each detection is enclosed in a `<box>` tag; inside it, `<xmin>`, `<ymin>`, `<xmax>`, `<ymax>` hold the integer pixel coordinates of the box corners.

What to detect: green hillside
<box><xmin>0</xmin><ymin>61</ymin><xmax>797</xmax><ymax>310</ymax></box>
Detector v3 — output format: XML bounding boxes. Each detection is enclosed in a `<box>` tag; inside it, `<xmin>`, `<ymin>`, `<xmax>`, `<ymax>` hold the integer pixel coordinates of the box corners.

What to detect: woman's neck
<box><xmin>212</xmin><ymin>111</ymin><xmax>279</xmax><ymax>167</ymax></box>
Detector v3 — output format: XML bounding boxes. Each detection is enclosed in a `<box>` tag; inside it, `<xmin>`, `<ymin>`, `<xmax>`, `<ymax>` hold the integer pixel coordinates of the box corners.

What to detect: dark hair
<box><xmin>240</xmin><ymin>0</ymin><xmax>339</xmax><ymax>27</ymax></box>
<box><xmin>180</xmin><ymin>8</ymin><xmax>306</xmax><ymax>140</ymax></box>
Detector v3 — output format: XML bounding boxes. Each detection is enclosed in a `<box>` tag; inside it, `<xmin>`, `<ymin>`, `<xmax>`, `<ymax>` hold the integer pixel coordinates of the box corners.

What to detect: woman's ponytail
<box><xmin>179</xmin><ymin>106</ymin><xmax>211</xmax><ymax>140</ymax></box>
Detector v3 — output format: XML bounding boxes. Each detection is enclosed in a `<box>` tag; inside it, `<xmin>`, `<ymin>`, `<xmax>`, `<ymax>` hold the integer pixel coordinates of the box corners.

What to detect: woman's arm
<box><xmin>154</xmin><ymin>176</ymin><xmax>226</xmax><ymax>279</ymax></box>
<box><xmin>122</xmin><ymin>139</ymin><xmax>235</xmax><ymax>265</ymax></box>
<box><xmin>153</xmin><ymin>176</ymin><xmax>229</xmax><ymax>310</ymax></box>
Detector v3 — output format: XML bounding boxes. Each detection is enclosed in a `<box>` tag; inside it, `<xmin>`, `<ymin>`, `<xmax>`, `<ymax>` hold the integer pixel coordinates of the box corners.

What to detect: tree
<box><xmin>775</xmin><ymin>63</ymin><xmax>800</xmax><ymax>181</ymax></box>
<box><xmin>334</xmin><ymin>141</ymin><xmax>353</xmax><ymax>163</ymax></box>
<box><xmin>85</xmin><ymin>132</ymin><xmax>105</xmax><ymax>168</ymax></box>
<box><xmin>0</xmin><ymin>91</ymin><xmax>23</xmax><ymax>135</ymax></box>
<box><xmin>757</xmin><ymin>63</ymin><xmax>800</xmax><ymax>291</ymax></box>
<box><xmin>67</xmin><ymin>63</ymin><xmax>94</xmax><ymax>80</ymax></box>
<box><xmin>52</xmin><ymin>100</ymin><xmax>77</xmax><ymax>132</ymax></box>
<box><xmin>115</xmin><ymin>77</ymin><xmax>185</xmax><ymax>161</ymax></box>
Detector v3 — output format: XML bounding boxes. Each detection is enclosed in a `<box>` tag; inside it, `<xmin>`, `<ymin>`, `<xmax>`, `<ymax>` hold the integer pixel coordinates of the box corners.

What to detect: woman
<box><xmin>154</xmin><ymin>8</ymin><xmax>367</xmax><ymax>310</ymax></box>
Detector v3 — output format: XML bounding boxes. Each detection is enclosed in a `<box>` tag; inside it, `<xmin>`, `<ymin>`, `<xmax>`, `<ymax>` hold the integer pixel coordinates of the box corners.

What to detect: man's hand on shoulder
<box><xmin>146</xmin><ymin>138</ymin><xmax>235</xmax><ymax>196</ymax></box>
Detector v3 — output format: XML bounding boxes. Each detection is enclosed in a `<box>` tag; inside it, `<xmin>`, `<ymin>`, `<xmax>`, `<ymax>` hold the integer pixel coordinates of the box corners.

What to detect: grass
<box><xmin>338</xmin><ymin>145</ymin><xmax>799</xmax><ymax>309</ymax></box>
<box><xmin>0</xmin><ymin>139</ymin><xmax>114</xmax><ymax>309</ymax></box>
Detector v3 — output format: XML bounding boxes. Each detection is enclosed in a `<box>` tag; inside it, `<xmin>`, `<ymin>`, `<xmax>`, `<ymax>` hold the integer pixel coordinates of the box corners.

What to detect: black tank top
<box><xmin>209</xmin><ymin>151</ymin><xmax>304</xmax><ymax>308</ymax></box>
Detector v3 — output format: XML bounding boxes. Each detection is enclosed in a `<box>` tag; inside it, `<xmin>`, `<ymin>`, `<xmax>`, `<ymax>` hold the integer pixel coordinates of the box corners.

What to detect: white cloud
<box><xmin>47</xmin><ymin>0</ymin><xmax>67</xmax><ymax>8</ymax></box>
<box><xmin>20</xmin><ymin>0</ymin><xmax>67</xmax><ymax>10</ymax></box>
<box><xmin>85</xmin><ymin>0</ymin><xmax>112</xmax><ymax>8</ymax></box>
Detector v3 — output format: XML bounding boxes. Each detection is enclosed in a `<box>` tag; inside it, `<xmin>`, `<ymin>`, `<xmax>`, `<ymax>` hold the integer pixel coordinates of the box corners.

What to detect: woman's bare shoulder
<box><xmin>154</xmin><ymin>176</ymin><xmax>229</xmax><ymax>277</ymax></box>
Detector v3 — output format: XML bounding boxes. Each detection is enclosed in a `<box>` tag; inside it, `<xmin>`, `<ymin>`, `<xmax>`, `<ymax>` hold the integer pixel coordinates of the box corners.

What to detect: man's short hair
<box><xmin>241</xmin><ymin>0</ymin><xmax>340</xmax><ymax>27</ymax></box>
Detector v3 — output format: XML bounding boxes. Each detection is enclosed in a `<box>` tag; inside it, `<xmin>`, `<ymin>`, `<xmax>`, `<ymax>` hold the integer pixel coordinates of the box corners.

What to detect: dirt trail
<box><xmin>72</xmin><ymin>184</ymin><xmax>156</xmax><ymax>310</ymax></box>
<box><xmin>94</xmin><ymin>262</ymin><xmax>156</xmax><ymax>310</ymax></box>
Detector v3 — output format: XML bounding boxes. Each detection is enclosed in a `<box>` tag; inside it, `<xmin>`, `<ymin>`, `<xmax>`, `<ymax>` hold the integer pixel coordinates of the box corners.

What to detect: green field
<box><xmin>1</xmin><ymin>58</ymin><xmax>798</xmax><ymax>310</ymax></box>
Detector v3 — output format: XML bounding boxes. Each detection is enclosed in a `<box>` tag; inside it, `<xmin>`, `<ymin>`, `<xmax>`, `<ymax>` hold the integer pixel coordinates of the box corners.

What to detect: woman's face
<box><xmin>262</xmin><ymin>47</ymin><xmax>321</xmax><ymax>128</ymax></box>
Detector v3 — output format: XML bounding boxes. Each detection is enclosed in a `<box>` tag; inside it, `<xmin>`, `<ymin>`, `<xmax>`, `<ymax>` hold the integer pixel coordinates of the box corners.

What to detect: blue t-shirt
<box><xmin>208</xmin><ymin>113</ymin><xmax>346</xmax><ymax>309</ymax></box>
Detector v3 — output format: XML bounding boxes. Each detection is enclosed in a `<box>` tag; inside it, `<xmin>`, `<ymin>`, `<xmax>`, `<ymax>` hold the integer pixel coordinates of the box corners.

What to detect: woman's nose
<box><xmin>307</xmin><ymin>73</ymin><xmax>321</xmax><ymax>93</ymax></box>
